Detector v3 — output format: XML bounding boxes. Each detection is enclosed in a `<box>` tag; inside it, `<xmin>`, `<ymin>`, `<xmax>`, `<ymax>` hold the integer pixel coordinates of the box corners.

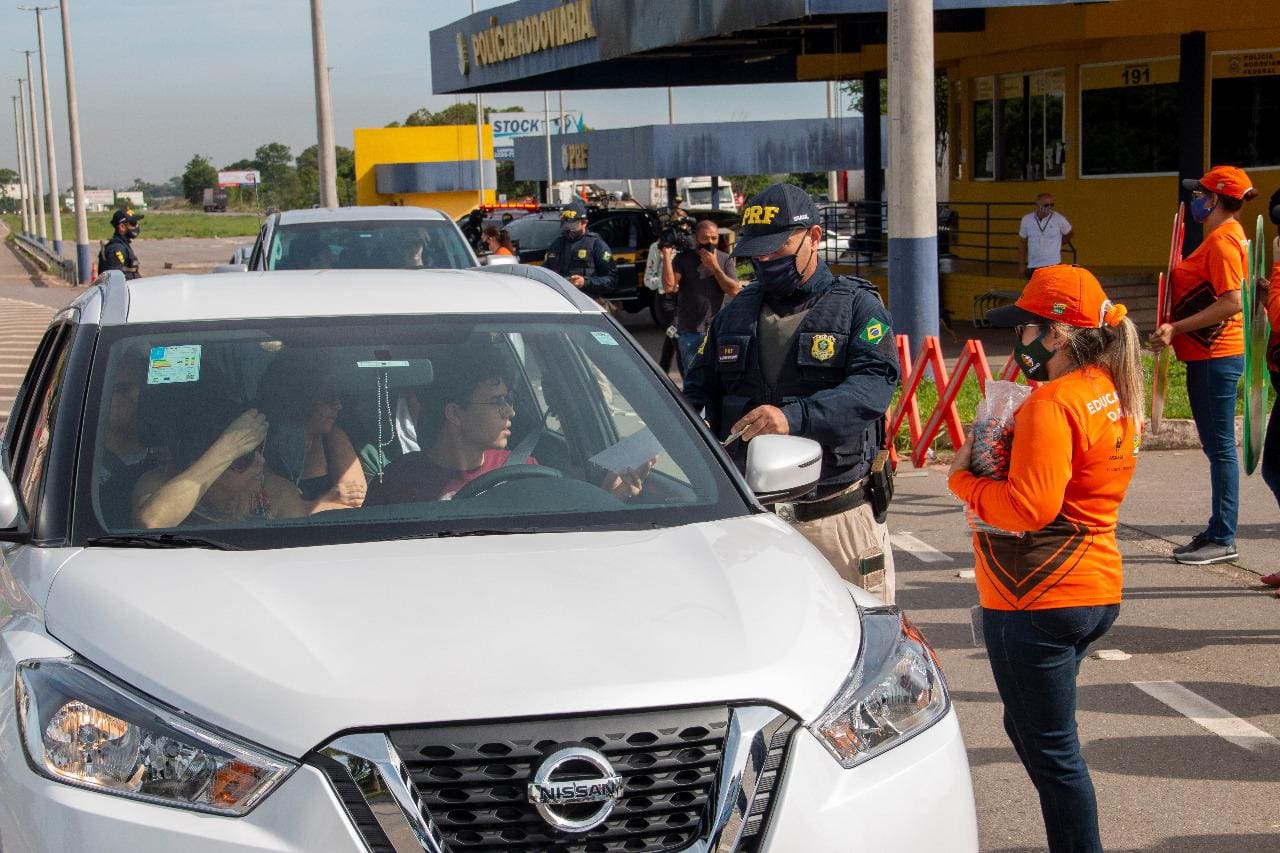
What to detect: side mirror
<box><xmin>212</xmin><ymin>263</ymin><xmax>248</xmax><ymax>274</ymax></box>
<box><xmin>0</xmin><ymin>472</ymin><xmax>21</xmax><ymax>530</ymax></box>
<box><xmin>745</xmin><ymin>435</ymin><xmax>822</xmax><ymax>504</ymax></box>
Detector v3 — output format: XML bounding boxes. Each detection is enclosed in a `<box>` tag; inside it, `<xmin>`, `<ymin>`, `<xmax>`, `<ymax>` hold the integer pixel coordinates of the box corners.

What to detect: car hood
<box><xmin>44</xmin><ymin>515</ymin><xmax>861</xmax><ymax>758</ymax></box>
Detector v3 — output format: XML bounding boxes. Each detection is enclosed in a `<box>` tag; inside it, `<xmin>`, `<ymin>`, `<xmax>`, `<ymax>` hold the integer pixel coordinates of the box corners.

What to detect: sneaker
<box><xmin>1172</xmin><ymin>531</ymin><xmax>1211</xmax><ymax>556</ymax></box>
<box><xmin>1260</xmin><ymin>572</ymin><xmax>1280</xmax><ymax>588</ymax></box>
<box><xmin>1172</xmin><ymin>540</ymin><xmax>1239</xmax><ymax>565</ymax></box>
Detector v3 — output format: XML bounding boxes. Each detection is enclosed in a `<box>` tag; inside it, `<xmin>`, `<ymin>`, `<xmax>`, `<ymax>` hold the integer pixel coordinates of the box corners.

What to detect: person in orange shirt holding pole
<box><xmin>951</xmin><ymin>265</ymin><xmax>1144</xmax><ymax>853</ymax></box>
<box><xmin>1150</xmin><ymin>166</ymin><xmax>1257</xmax><ymax>565</ymax></box>
<box><xmin>1260</xmin><ymin>189</ymin><xmax>1280</xmax><ymax>594</ymax></box>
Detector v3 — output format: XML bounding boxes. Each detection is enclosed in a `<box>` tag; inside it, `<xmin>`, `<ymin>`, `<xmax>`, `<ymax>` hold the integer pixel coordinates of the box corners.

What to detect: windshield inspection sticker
<box><xmin>146</xmin><ymin>345</ymin><xmax>201</xmax><ymax>385</ymax></box>
<box><xmin>591</xmin><ymin>331</ymin><xmax>618</xmax><ymax>346</ymax></box>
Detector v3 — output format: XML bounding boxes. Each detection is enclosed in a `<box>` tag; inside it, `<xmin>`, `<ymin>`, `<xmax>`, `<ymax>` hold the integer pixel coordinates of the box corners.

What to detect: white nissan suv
<box><xmin>0</xmin><ymin>267</ymin><xmax>977</xmax><ymax>852</ymax></box>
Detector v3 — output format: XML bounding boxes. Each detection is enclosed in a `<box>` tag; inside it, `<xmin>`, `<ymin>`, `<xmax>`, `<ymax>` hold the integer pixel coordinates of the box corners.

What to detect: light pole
<box><xmin>16</xmin><ymin>53</ymin><xmax>47</xmax><ymax>244</ymax></box>
<box><xmin>309</xmin><ymin>0</ymin><xmax>338</xmax><ymax>208</ymax></box>
<box><xmin>22</xmin><ymin>5</ymin><xmax>64</xmax><ymax>253</ymax></box>
<box><xmin>16</xmin><ymin>79</ymin><xmax>36</xmax><ymax>239</ymax></box>
<box><xmin>11</xmin><ymin>94</ymin><xmax>32</xmax><ymax>236</ymax></box>
<box><xmin>59</xmin><ymin>0</ymin><xmax>90</xmax><ymax>282</ymax></box>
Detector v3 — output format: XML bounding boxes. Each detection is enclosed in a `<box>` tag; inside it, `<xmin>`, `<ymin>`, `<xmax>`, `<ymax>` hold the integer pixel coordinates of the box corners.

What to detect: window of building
<box><xmin>1210</xmin><ymin>50</ymin><xmax>1280</xmax><ymax>169</ymax></box>
<box><xmin>1080</xmin><ymin>58</ymin><xmax>1179</xmax><ymax>177</ymax></box>
<box><xmin>972</xmin><ymin>70</ymin><xmax>1064</xmax><ymax>182</ymax></box>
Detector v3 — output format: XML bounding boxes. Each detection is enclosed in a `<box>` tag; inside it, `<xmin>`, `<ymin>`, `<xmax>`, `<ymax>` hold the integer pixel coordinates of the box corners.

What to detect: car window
<box><xmin>503</xmin><ymin>216</ymin><xmax>562</xmax><ymax>254</ymax></box>
<box><xmin>12</xmin><ymin>325</ymin><xmax>72</xmax><ymax>516</ymax></box>
<box><xmin>267</xmin><ymin>221</ymin><xmax>474</xmax><ymax>271</ymax></box>
<box><xmin>590</xmin><ymin>215</ymin><xmax>637</xmax><ymax>252</ymax></box>
<box><xmin>77</xmin><ymin>316</ymin><xmax>745</xmax><ymax>549</ymax></box>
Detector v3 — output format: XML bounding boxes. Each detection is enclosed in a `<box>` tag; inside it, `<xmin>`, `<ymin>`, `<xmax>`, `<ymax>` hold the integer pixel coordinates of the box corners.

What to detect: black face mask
<box><xmin>1013</xmin><ymin>330</ymin><xmax>1056</xmax><ymax>381</ymax></box>
<box><xmin>562</xmin><ymin>224</ymin><xmax>581</xmax><ymax>238</ymax></box>
<box><xmin>752</xmin><ymin>234</ymin><xmax>809</xmax><ymax>296</ymax></box>
<box><xmin>126</xmin><ymin>226</ymin><xmax>140</xmax><ymax>239</ymax></box>
<box><xmin>699</xmin><ymin>242</ymin><xmax>718</xmax><ymax>253</ymax></box>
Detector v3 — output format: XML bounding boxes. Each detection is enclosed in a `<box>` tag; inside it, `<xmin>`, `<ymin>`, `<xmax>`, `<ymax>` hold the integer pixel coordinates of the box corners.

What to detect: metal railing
<box><xmin>816</xmin><ymin>200</ymin><xmax>1075</xmax><ymax>277</ymax></box>
<box><xmin>12</xmin><ymin>231</ymin><xmax>78</xmax><ymax>285</ymax></box>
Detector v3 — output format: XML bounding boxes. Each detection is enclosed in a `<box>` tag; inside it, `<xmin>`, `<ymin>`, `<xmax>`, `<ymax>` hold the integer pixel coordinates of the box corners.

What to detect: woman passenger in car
<box><xmin>96</xmin><ymin>349</ymin><xmax>171</xmax><ymax>527</ymax></box>
<box><xmin>133</xmin><ymin>408</ymin><xmax>308</xmax><ymax>528</ymax></box>
<box><xmin>256</xmin><ymin>356</ymin><xmax>367</xmax><ymax>512</ymax></box>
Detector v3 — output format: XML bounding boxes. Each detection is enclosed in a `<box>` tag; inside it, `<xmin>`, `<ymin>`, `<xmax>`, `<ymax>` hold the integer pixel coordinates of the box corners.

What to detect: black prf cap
<box><xmin>732</xmin><ymin>183</ymin><xmax>820</xmax><ymax>258</ymax></box>
<box><xmin>111</xmin><ymin>208</ymin><xmax>143</xmax><ymax>227</ymax></box>
<box><xmin>559</xmin><ymin>198</ymin><xmax>587</xmax><ymax>221</ymax></box>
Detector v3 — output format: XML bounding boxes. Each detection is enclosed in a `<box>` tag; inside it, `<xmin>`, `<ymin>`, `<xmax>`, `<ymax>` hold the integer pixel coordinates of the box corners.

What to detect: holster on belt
<box><xmin>866</xmin><ymin>449</ymin><xmax>894</xmax><ymax>523</ymax></box>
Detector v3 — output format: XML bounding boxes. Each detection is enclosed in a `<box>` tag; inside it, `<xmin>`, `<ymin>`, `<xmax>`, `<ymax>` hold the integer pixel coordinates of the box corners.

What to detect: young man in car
<box><xmin>682</xmin><ymin>183</ymin><xmax>900</xmax><ymax>602</ymax></box>
<box><xmin>660</xmin><ymin>219</ymin><xmax>742</xmax><ymax>374</ymax></box>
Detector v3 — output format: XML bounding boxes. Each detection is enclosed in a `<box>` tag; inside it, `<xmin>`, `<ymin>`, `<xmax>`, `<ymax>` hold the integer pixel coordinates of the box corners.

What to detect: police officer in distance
<box><xmin>682</xmin><ymin>184</ymin><xmax>901</xmax><ymax>601</ymax></box>
<box><xmin>543</xmin><ymin>199</ymin><xmax>617</xmax><ymax>297</ymax></box>
<box><xmin>99</xmin><ymin>208</ymin><xmax>143</xmax><ymax>280</ymax></box>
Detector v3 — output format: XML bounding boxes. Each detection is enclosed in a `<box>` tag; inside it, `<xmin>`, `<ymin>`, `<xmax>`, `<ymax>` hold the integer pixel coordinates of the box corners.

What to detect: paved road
<box><xmin>0</xmin><ymin>238</ymin><xmax>1276</xmax><ymax>850</ymax></box>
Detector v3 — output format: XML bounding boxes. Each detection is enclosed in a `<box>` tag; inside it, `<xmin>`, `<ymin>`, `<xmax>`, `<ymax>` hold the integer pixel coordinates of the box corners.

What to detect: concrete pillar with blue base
<box><xmin>888</xmin><ymin>235</ymin><xmax>940</xmax><ymax>342</ymax></box>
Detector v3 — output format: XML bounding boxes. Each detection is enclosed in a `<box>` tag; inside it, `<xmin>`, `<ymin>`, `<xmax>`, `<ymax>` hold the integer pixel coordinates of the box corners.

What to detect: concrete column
<box><xmin>1176</xmin><ymin>31</ymin><xmax>1206</xmax><ymax>254</ymax></box>
<box><xmin>309</xmin><ymin>0</ymin><xmax>338</xmax><ymax>208</ymax></box>
<box><xmin>12</xmin><ymin>96</ymin><xmax>29</xmax><ymax>236</ymax></box>
<box><xmin>35</xmin><ymin>9</ymin><xmax>64</xmax><ymax>254</ymax></box>
<box><xmin>886</xmin><ymin>0</ymin><xmax>939</xmax><ymax>343</ymax></box>
<box><xmin>60</xmin><ymin>0</ymin><xmax>92</xmax><ymax>282</ymax></box>
<box><xmin>16</xmin><ymin>83</ymin><xmax>35</xmax><ymax>239</ymax></box>
<box><xmin>24</xmin><ymin>61</ymin><xmax>48</xmax><ymax>245</ymax></box>
<box><xmin>826</xmin><ymin>81</ymin><xmax>839</xmax><ymax>204</ymax></box>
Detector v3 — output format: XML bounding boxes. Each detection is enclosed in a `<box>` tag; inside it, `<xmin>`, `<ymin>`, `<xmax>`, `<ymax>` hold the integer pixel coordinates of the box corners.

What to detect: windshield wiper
<box><xmin>86</xmin><ymin>533</ymin><xmax>243</xmax><ymax>551</ymax></box>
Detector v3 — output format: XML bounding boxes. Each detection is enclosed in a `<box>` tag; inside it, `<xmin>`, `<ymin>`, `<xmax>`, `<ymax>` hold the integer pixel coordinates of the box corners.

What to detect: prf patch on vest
<box><xmin>810</xmin><ymin>334</ymin><xmax>837</xmax><ymax>361</ymax></box>
<box><xmin>718</xmin><ymin>343</ymin><xmax>740</xmax><ymax>363</ymax></box>
<box><xmin>602</xmin><ymin>249</ymin><xmax>611</xmax><ymax>261</ymax></box>
<box><xmin>858</xmin><ymin>318</ymin><xmax>888</xmax><ymax>344</ymax></box>
<box><xmin>576</xmin><ymin>248</ymin><xmax>588</xmax><ymax>259</ymax></box>
<box><xmin>115</xmin><ymin>250</ymin><xmax>125</xmax><ymax>263</ymax></box>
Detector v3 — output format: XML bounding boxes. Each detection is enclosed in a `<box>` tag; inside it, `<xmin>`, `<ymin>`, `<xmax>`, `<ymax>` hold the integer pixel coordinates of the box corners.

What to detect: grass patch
<box><xmin>3</xmin><ymin>211</ymin><xmax>262</xmax><ymax>241</ymax></box>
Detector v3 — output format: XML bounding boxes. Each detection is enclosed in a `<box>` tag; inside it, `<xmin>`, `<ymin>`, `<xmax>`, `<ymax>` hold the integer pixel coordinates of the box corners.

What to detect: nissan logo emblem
<box><xmin>527</xmin><ymin>746</ymin><xmax>625</xmax><ymax>833</ymax></box>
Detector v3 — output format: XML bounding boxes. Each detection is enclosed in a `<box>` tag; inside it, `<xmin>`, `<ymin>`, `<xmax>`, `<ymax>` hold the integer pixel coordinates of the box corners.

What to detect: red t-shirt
<box><xmin>369</xmin><ymin>449</ymin><xmax>536</xmax><ymax>504</ymax></box>
<box><xmin>1169</xmin><ymin>219</ymin><xmax>1246</xmax><ymax>362</ymax></box>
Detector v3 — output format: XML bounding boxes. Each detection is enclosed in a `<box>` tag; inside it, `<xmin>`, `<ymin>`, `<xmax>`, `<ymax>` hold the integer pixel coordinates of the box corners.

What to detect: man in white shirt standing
<box><xmin>1018</xmin><ymin>193</ymin><xmax>1074</xmax><ymax>278</ymax></box>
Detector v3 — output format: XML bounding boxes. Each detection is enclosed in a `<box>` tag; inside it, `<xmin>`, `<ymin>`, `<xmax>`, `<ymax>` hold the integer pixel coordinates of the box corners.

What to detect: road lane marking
<box><xmin>1133</xmin><ymin>681</ymin><xmax>1280</xmax><ymax>753</ymax></box>
<box><xmin>890</xmin><ymin>532</ymin><xmax>953</xmax><ymax>563</ymax></box>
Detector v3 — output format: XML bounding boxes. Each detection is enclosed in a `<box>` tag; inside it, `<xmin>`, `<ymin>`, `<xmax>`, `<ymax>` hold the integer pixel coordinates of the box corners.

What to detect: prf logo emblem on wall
<box><xmin>1052</xmin><ymin>302</ymin><xmax>1067</xmax><ymax>315</ymax></box>
<box><xmin>811</xmin><ymin>334</ymin><xmax>837</xmax><ymax>361</ymax></box>
<box><xmin>561</xmin><ymin>143</ymin><xmax>589</xmax><ymax>170</ymax></box>
<box><xmin>456</xmin><ymin>32</ymin><xmax>469</xmax><ymax>76</ymax></box>
<box><xmin>528</xmin><ymin>747</ymin><xmax>624</xmax><ymax>833</ymax></box>
<box><xmin>858</xmin><ymin>319</ymin><xmax>887</xmax><ymax>344</ymax></box>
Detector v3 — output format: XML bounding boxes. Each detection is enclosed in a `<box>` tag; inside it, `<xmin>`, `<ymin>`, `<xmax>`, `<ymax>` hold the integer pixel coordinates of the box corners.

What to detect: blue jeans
<box><xmin>676</xmin><ymin>331</ymin><xmax>705</xmax><ymax>376</ymax></box>
<box><xmin>984</xmin><ymin>605</ymin><xmax>1120</xmax><ymax>853</ymax></box>
<box><xmin>1263</xmin><ymin>372</ymin><xmax>1280</xmax><ymax>509</ymax></box>
<box><xmin>1184</xmin><ymin>355</ymin><xmax>1243</xmax><ymax>543</ymax></box>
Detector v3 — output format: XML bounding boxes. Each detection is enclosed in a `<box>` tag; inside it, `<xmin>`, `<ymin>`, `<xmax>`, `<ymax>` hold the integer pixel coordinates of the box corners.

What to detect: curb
<box><xmin>1141</xmin><ymin>416</ymin><xmax>1246</xmax><ymax>452</ymax></box>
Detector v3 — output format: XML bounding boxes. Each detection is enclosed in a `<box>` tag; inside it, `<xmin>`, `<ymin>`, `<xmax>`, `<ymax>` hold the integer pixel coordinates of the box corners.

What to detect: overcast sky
<box><xmin>0</xmin><ymin>0</ymin><xmax>849</xmax><ymax>189</ymax></box>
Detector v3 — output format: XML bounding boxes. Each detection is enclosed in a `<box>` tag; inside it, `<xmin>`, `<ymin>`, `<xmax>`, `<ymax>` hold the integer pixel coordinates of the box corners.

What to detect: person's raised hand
<box><xmin>659</xmin><ymin>245</ymin><xmax>675</xmax><ymax>263</ymax></box>
<box><xmin>568</xmin><ymin>274</ymin><xmax>586</xmax><ymax>287</ymax></box>
<box><xmin>698</xmin><ymin>247</ymin><xmax>718</xmax><ymax>271</ymax></box>
<box><xmin>209</xmin><ymin>409</ymin><xmax>268</xmax><ymax>467</ymax></box>
<box><xmin>731</xmin><ymin>405</ymin><xmax>789</xmax><ymax>442</ymax></box>
<box><xmin>1148</xmin><ymin>323</ymin><xmax>1174</xmax><ymax>352</ymax></box>
<box><xmin>601</xmin><ymin>457</ymin><xmax>656</xmax><ymax>500</ymax></box>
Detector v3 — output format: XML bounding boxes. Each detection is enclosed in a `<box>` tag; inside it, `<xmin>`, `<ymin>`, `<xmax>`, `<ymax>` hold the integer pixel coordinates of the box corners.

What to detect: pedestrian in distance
<box><xmin>98</xmin><ymin>208</ymin><xmax>143</xmax><ymax>280</ymax></box>
<box><xmin>660</xmin><ymin>219</ymin><xmax>742</xmax><ymax>375</ymax></box>
<box><xmin>542</xmin><ymin>198</ymin><xmax>618</xmax><ymax>297</ymax></box>
<box><xmin>956</xmin><ymin>265</ymin><xmax>1145</xmax><ymax>853</ymax></box>
<box><xmin>1149</xmin><ymin>166</ymin><xmax>1258</xmax><ymax>565</ymax></box>
<box><xmin>1018</xmin><ymin>192</ymin><xmax>1073</xmax><ymax>279</ymax></box>
<box><xmin>682</xmin><ymin>183</ymin><xmax>900</xmax><ymax>602</ymax></box>
<box><xmin>481</xmin><ymin>225</ymin><xmax>515</xmax><ymax>256</ymax></box>
<box><xmin>1258</xmin><ymin>188</ymin><xmax>1280</xmax><ymax>594</ymax></box>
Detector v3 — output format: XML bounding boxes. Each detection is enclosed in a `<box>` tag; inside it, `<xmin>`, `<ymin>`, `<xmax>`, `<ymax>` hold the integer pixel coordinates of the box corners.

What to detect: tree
<box><xmin>181</xmin><ymin>154</ymin><xmax>218</xmax><ymax>206</ymax></box>
<box><xmin>390</xmin><ymin>102</ymin><xmax>523</xmax><ymax>128</ymax></box>
<box><xmin>842</xmin><ymin>71</ymin><xmax>949</xmax><ymax>169</ymax></box>
<box><xmin>495</xmin><ymin>161</ymin><xmax>540</xmax><ymax>202</ymax></box>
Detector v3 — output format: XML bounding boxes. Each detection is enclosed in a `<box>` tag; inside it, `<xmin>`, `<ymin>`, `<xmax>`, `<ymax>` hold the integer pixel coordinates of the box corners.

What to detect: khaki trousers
<box><xmin>790</xmin><ymin>502</ymin><xmax>896</xmax><ymax>604</ymax></box>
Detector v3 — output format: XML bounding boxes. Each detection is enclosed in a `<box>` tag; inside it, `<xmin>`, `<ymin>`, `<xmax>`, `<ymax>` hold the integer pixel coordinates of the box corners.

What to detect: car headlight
<box><xmin>15</xmin><ymin>658</ymin><xmax>295</xmax><ymax>815</ymax></box>
<box><xmin>808</xmin><ymin>604</ymin><xmax>950</xmax><ymax>769</ymax></box>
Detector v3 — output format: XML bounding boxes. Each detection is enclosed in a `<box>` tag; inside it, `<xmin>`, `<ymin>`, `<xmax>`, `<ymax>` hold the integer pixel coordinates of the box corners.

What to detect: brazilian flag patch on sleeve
<box><xmin>858</xmin><ymin>318</ymin><xmax>888</xmax><ymax>344</ymax></box>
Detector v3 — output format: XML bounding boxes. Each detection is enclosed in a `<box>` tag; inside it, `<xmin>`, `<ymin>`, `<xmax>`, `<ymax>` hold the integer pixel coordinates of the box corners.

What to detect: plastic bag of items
<box><xmin>965</xmin><ymin>380</ymin><xmax>1032</xmax><ymax>538</ymax></box>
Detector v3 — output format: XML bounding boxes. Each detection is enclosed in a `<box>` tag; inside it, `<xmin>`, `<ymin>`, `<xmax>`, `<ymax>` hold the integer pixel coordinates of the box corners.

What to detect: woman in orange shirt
<box><xmin>1150</xmin><ymin>166</ymin><xmax>1257</xmax><ymax>565</ymax></box>
<box><xmin>1261</xmin><ymin>189</ymin><xmax>1280</xmax><ymax>593</ymax></box>
<box><xmin>482</xmin><ymin>225</ymin><xmax>515</xmax><ymax>256</ymax></box>
<box><xmin>953</xmin><ymin>265</ymin><xmax>1144</xmax><ymax>853</ymax></box>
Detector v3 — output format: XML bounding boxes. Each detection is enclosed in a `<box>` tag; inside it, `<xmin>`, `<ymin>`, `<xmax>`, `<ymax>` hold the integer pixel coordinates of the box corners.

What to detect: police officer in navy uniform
<box><xmin>683</xmin><ymin>183</ymin><xmax>901</xmax><ymax>601</ymax></box>
<box><xmin>543</xmin><ymin>199</ymin><xmax>617</xmax><ymax>297</ymax></box>
<box><xmin>99</xmin><ymin>209</ymin><xmax>143</xmax><ymax>279</ymax></box>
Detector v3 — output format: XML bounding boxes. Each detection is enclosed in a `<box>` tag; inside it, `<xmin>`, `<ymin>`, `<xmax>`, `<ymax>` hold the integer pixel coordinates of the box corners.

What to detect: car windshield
<box><xmin>267</xmin><ymin>220</ymin><xmax>475</xmax><ymax>270</ymax></box>
<box><xmin>502</xmin><ymin>216</ymin><xmax>563</xmax><ymax>253</ymax></box>
<box><xmin>77</xmin><ymin>315</ymin><xmax>747</xmax><ymax>549</ymax></box>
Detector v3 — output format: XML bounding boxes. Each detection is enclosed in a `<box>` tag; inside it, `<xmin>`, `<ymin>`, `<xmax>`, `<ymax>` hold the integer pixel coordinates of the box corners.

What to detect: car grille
<box><xmin>311</xmin><ymin>705</ymin><xmax>796</xmax><ymax>853</ymax></box>
<box><xmin>388</xmin><ymin>706</ymin><xmax>728</xmax><ymax>852</ymax></box>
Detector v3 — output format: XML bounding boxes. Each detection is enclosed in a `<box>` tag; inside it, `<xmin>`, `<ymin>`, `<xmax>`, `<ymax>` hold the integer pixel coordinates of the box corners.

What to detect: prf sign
<box><xmin>561</xmin><ymin>143</ymin><xmax>589</xmax><ymax>171</ymax></box>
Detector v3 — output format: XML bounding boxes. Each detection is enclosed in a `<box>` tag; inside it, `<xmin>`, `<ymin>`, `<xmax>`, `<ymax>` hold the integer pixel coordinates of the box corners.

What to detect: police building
<box><xmin>423</xmin><ymin>0</ymin><xmax>1278</xmax><ymax>332</ymax></box>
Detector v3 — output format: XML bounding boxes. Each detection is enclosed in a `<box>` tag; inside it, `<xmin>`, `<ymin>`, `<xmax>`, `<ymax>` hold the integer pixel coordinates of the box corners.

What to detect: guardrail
<box><xmin>11</xmin><ymin>233</ymin><xmax>78</xmax><ymax>285</ymax></box>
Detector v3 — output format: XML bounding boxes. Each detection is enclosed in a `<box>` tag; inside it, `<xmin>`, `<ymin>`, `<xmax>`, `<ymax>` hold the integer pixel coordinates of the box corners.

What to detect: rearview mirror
<box><xmin>745</xmin><ymin>435</ymin><xmax>822</xmax><ymax>504</ymax></box>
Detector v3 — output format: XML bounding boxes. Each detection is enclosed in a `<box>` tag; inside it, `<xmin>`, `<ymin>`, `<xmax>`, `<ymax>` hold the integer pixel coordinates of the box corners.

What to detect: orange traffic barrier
<box><xmin>888</xmin><ymin>334</ymin><xmax>1036</xmax><ymax>468</ymax></box>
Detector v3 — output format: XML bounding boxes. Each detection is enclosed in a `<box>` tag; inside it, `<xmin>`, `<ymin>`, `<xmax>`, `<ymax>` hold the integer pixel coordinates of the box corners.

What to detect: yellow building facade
<box><xmin>353</xmin><ymin>125</ymin><xmax>496</xmax><ymax>219</ymax></box>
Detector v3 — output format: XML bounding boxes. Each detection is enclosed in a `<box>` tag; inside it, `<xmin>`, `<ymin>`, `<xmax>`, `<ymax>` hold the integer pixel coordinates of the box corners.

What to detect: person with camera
<box><xmin>661</xmin><ymin>219</ymin><xmax>741</xmax><ymax>373</ymax></box>
<box><xmin>543</xmin><ymin>198</ymin><xmax>617</xmax><ymax>297</ymax></box>
<box><xmin>682</xmin><ymin>183</ymin><xmax>900</xmax><ymax>602</ymax></box>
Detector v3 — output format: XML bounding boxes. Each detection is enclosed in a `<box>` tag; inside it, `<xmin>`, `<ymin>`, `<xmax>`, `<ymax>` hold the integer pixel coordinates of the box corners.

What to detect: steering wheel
<box><xmin>451</xmin><ymin>464</ymin><xmax>564</xmax><ymax>500</ymax></box>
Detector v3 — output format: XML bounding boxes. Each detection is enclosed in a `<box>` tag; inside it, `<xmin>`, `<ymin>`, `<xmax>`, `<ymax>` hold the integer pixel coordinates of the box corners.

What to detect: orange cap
<box><xmin>987</xmin><ymin>265</ymin><xmax>1126</xmax><ymax>329</ymax></box>
<box><xmin>1182</xmin><ymin>165</ymin><xmax>1255</xmax><ymax>201</ymax></box>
